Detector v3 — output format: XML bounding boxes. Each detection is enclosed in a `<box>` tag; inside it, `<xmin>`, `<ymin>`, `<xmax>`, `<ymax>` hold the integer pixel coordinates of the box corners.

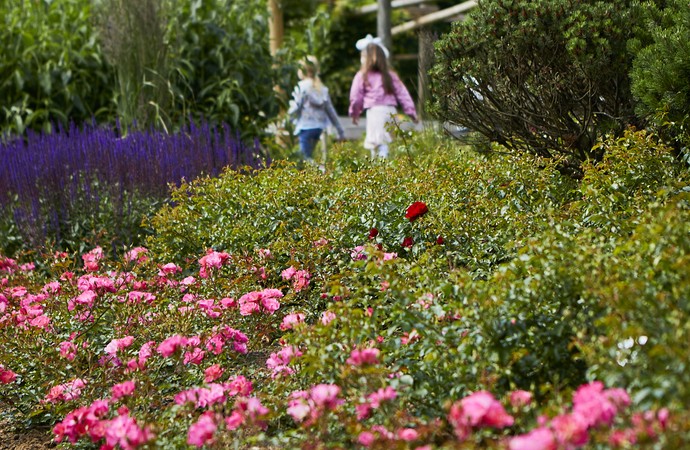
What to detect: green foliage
<box><xmin>3</xmin><ymin>128</ymin><xmax>690</xmax><ymax>447</ymax></box>
<box><xmin>430</xmin><ymin>0</ymin><xmax>649</xmax><ymax>173</ymax></box>
<box><xmin>0</xmin><ymin>0</ymin><xmax>278</xmax><ymax>137</ymax></box>
<box><xmin>95</xmin><ymin>0</ymin><xmax>171</xmax><ymax>131</ymax></box>
<box><xmin>164</xmin><ymin>0</ymin><xmax>278</xmax><ymax>136</ymax></box>
<box><xmin>146</xmin><ymin>134</ymin><xmax>575</xmax><ymax>280</ymax></box>
<box><xmin>631</xmin><ymin>0</ymin><xmax>690</xmax><ymax>148</ymax></box>
<box><xmin>0</xmin><ymin>0</ymin><xmax>114</xmax><ymax>135</ymax></box>
<box><xmin>576</xmin><ymin>128</ymin><xmax>684</xmax><ymax>232</ymax></box>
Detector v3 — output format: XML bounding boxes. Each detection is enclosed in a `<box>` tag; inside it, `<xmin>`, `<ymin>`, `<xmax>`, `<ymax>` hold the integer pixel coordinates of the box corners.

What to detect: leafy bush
<box><xmin>630</xmin><ymin>0</ymin><xmax>690</xmax><ymax>149</ymax></box>
<box><xmin>146</xmin><ymin>136</ymin><xmax>576</xmax><ymax>281</ymax></box>
<box><xmin>0</xmin><ymin>121</ymin><xmax>266</xmax><ymax>256</ymax></box>
<box><xmin>0</xmin><ymin>0</ymin><xmax>279</xmax><ymax>137</ymax></box>
<box><xmin>2</xmin><ymin>129</ymin><xmax>690</xmax><ymax>448</ymax></box>
<box><xmin>576</xmin><ymin>128</ymin><xmax>685</xmax><ymax>232</ymax></box>
<box><xmin>430</xmin><ymin>0</ymin><xmax>650</xmax><ymax>173</ymax></box>
<box><xmin>162</xmin><ymin>0</ymin><xmax>278</xmax><ymax>136</ymax></box>
<box><xmin>0</xmin><ymin>0</ymin><xmax>114</xmax><ymax>135</ymax></box>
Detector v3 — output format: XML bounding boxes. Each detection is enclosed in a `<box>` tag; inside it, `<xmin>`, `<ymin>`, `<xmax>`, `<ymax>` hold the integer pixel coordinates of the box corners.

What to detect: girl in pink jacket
<box><xmin>349</xmin><ymin>40</ymin><xmax>418</xmax><ymax>159</ymax></box>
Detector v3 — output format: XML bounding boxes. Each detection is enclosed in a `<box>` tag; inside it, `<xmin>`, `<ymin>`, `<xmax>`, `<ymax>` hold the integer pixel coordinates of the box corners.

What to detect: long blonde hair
<box><xmin>362</xmin><ymin>43</ymin><xmax>394</xmax><ymax>95</ymax></box>
<box><xmin>298</xmin><ymin>55</ymin><xmax>324</xmax><ymax>92</ymax></box>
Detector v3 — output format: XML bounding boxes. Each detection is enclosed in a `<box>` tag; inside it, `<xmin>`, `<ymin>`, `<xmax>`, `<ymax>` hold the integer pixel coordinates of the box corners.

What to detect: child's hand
<box><xmin>352</xmin><ymin>117</ymin><xmax>359</xmax><ymax>125</ymax></box>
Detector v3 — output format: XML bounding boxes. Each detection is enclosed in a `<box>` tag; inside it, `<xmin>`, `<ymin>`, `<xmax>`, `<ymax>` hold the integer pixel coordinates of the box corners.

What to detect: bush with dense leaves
<box><xmin>430</xmin><ymin>0</ymin><xmax>653</xmax><ymax>173</ymax></box>
<box><xmin>630</xmin><ymin>0</ymin><xmax>690</xmax><ymax>150</ymax></box>
<box><xmin>0</xmin><ymin>0</ymin><xmax>113</xmax><ymax>135</ymax></box>
<box><xmin>0</xmin><ymin>0</ymin><xmax>279</xmax><ymax>137</ymax></box>
<box><xmin>2</xmin><ymin>129</ymin><xmax>690</xmax><ymax>448</ymax></box>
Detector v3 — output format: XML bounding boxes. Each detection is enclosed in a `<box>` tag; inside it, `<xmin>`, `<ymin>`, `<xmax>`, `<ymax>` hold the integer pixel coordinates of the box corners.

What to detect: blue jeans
<box><xmin>298</xmin><ymin>128</ymin><xmax>322</xmax><ymax>159</ymax></box>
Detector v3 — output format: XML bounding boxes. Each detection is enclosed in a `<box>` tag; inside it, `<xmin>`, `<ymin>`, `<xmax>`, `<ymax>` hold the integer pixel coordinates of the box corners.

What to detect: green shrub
<box><xmin>0</xmin><ymin>0</ymin><xmax>114</xmax><ymax>135</ymax></box>
<box><xmin>631</xmin><ymin>0</ymin><xmax>690</xmax><ymax>149</ymax></box>
<box><xmin>3</xmin><ymin>129</ymin><xmax>690</xmax><ymax>447</ymax></box>
<box><xmin>583</xmin><ymin>196</ymin><xmax>690</xmax><ymax>410</ymax></box>
<box><xmin>146</xmin><ymin>143</ymin><xmax>576</xmax><ymax>281</ymax></box>
<box><xmin>430</xmin><ymin>0</ymin><xmax>651</xmax><ymax>173</ymax></box>
<box><xmin>575</xmin><ymin>128</ymin><xmax>686</xmax><ymax>232</ymax></box>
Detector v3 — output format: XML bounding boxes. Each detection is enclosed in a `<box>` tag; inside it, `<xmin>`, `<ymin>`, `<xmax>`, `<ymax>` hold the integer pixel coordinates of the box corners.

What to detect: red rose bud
<box><xmin>436</xmin><ymin>235</ymin><xmax>445</xmax><ymax>245</ymax></box>
<box><xmin>405</xmin><ymin>201</ymin><xmax>428</xmax><ymax>221</ymax></box>
<box><xmin>369</xmin><ymin>228</ymin><xmax>379</xmax><ymax>239</ymax></box>
<box><xmin>402</xmin><ymin>237</ymin><xmax>414</xmax><ymax>248</ymax></box>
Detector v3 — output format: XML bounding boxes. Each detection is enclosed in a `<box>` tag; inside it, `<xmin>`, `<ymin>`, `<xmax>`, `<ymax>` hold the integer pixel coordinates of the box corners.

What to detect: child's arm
<box><xmin>348</xmin><ymin>72</ymin><xmax>365</xmax><ymax>123</ymax></box>
<box><xmin>391</xmin><ymin>72</ymin><xmax>418</xmax><ymax>122</ymax></box>
<box><xmin>287</xmin><ymin>85</ymin><xmax>304</xmax><ymax>119</ymax></box>
<box><xmin>325</xmin><ymin>96</ymin><xmax>345</xmax><ymax>140</ymax></box>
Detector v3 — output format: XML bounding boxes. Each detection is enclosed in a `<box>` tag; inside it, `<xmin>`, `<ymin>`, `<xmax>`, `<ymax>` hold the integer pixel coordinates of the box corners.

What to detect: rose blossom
<box><xmin>405</xmin><ymin>201</ymin><xmax>428</xmax><ymax>221</ymax></box>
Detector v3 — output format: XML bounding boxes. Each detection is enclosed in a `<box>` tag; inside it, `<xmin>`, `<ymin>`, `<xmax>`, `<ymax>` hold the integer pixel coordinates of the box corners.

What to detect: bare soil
<box><xmin>0</xmin><ymin>405</ymin><xmax>55</xmax><ymax>450</ymax></box>
<box><xmin>0</xmin><ymin>423</ymin><xmax>54</xmax><ymax>450</ymax></box>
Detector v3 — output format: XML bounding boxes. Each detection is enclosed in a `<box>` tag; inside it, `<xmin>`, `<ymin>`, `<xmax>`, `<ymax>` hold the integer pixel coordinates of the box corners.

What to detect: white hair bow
<box><xmin>355</xmin><ymin>34</ymin><xmax>390</xmax><ymax>58</ymax></box>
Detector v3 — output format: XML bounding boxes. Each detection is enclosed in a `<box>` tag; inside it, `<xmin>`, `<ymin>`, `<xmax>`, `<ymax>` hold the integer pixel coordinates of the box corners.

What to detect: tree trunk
<box><xmin>268</xmin><ymin>0</ymin><xmax>283</xmax><ymax>56</ymax></box>
<box><xmin>377</xmin><ymin>0</ymin><xmax>392</xmax><ymax>57</ymax></box>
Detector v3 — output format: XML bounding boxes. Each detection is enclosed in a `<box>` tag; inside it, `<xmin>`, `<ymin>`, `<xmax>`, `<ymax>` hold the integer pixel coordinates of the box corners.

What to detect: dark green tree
<box><xmin>631</xmin><ymin>0</ymin><xmax>690</xmax><ymax>152</ymax></box>
<box><xmin>430</xmin><ymin>0</ymin><xmax>652</xmax><ymax>174</ymax></box>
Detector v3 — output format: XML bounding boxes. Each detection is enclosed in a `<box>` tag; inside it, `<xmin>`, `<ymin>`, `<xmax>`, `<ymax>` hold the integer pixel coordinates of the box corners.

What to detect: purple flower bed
<box><xmin>0</xmin><ymin>121</ymin><xmax>268</xmax><ymax>253</ymax></box>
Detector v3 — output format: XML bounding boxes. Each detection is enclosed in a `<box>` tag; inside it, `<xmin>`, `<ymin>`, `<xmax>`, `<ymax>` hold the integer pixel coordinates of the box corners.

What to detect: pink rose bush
<box><xmin>448</xmin><ymin>391</ymin><xmax>515</xmax><ymax>440</ymax></box>
<box><xmin>281</xmin><ymin>266</ymin><xmax>311</xmax><ymax>292</ymax></box>
<box><xmin>0</xmin><ymin>241</ymin><xmax>685</xmax><ymax>449</ymax></box>
<box><xmin>238</xmin><ymin>288</ymin><xmax>283</xmax><ymax>316</ymax></box>
<box><xmin>287</xmin><ymin>384</ymin><xmax>343</xmax><ymax>426</ymax></box>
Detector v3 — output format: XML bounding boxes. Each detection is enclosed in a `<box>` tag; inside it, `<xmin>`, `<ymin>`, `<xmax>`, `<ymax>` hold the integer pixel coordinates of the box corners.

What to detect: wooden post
<box><xmin>417</xmin><ymin>29</ymin><xmax>434</xmax><ymax>120</ymax></box>
<box><xmin>268</xmin><ymin>0</ymin><xmax>283</xmax><ymax>56</ymax></box>
<box><xmin>268</xmin><ymin>0</ymin><xmax>286</xmax><ymax>145</ymax></box>
<box><xmin>377</xmin><ymin>0</ymin><xmax>392</xmax><ymax>57</ymax></box>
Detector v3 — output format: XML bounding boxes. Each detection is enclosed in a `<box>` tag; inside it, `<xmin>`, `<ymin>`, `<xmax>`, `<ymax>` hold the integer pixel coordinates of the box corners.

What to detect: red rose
<box><xmin>369</xmin><ymin>228</ymin><xmax>379</xmax><ymax>239</ymax></box>
<box><xmin>436</xmin><ymin>235</ymin><xmax>445</xmax><ymax>245</ymax></box>
<box><xmin>405</xmin><ymin>202</ymin><xmax>428</xmax><ymax>221</ymax></box>
<box><xmin>402</xmin><ymin>237</ymin><xmax>414</xmax><ymax>248</ymax></box>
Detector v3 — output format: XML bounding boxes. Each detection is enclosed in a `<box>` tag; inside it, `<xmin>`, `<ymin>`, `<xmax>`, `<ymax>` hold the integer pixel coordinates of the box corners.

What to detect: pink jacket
<box><xmin>348</xmin><ymin>70</ymin><xmax>417</xmax><ymax>121</ymax></box>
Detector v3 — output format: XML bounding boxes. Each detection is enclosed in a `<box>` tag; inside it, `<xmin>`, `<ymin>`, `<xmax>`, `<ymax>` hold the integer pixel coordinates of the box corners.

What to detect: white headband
<box><xmin>355</xmin><ymin>34</ymin><xmax>390</xmax><ymax>58</ymax></box>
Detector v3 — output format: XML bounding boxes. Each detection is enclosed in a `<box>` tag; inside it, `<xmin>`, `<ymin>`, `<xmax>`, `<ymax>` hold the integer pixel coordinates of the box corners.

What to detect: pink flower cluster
<box><xmin>321</xmin><ymin>310</ymin><xmax>336</xmax><ymax>325</ymax></box>
<box><xmin>508</xmin><ymin>382</ymin><xmax>634</xmax><ymax>450</ymax></box>
<box><xmin>266</xmin><ymin>345</ymin><xmax>303</xmax><ymax>379</ymax></box>
<box><xmin>447</xmin><ymin>391</ymin><xmax>515</xmax><ymax>441</ymax></box>
<box><xmin>81</xmin><ymin>246</ymin><xmax>104</xmax><ymax>272</ymax></box>
<box><xmin>346</xmin><ymin>348</ymin><xmax>381</xmax><ymax>366</ymax></box>
<box><xmin>287</xmin><ymin>384</ymin><xmax>343</xmax><ymax>426</ymax></box>
<box><xmin>280</xmin><ymin>312</ymin><xmax>305</xmax><ymax>331</ymax></box>
<box><xmin>105</xmin><ymin>335</ymin><xmax>135</xmax><ymax>363</ymax></box>
<box><xmin>356</xmin><ymin>386</ymin><xmax>398</xmax><ymax>420</ymax></box>
<box><xmin>53</xmin><ymin>399</ymin><xmax>110</xmax><ymax>444</ymax></box>
<box><xmin>0</xmin><ymin>256</ymin><xmax>18</xmax><ymax>273</ymax></box>
<box><xmin>175</xmin><ymin>375</ymin><xmax>253</xmax><ymax>408</ymax></box>
<box><xmin>54</xmin><ymin>400</ymin><xmax>153</xmax><ymax>450</ymax></box>
<box><xmin>0</xmin><ymin>365</ymin><xmax>17</xmax><ymax>384</ymax></box>
<box><xmin>186</xmin><ymin>396</ymin><xmax>269</xmax><ymax>448</ymax></box>
<box><xmin>351</xmin><ymin>246</ymin><xmax>367</xmax><ymax>261</ymax></box>
<box><xmin>155</xmin><ymin>328</ymin><xmax>248</xmax><ymax>367</ymax></box>
<box><xmin>124</xmin><ymin>341</ymin><xmax>156</xmax><ymax>372</ymax></box>
<box><xmin>281</xmin><ymin>266</ymin><xmax>311</xmax><ymax>292</ymax></box>
<box><xmin>111</xmin><ymin>380</ymin><xmax>136</xmax><ymax>400</ymax></box>
<box><xmin>198</xmin><ymin>249</ymin><xmax>231</xmax><ymax>278</ymax></box>
<box><xmin>124</xmin><ymin>247</ymin><xmax>149</xmax><ymax>265</ymax></box>
<box><xmin>4</xmin><ymin>290</ymin><xmax>51</xmax><ymax>330</ymax></box>
<box><xmin>238</xmin><ymin>288</ymin><xmax>283</xmax><ymax>316</ymax></box>
<box><xmin>358</xmin><ymin>425</ymin><xmax>423</xmax><ymax>448</ymax></box>
<box><xmin>43</xmin><ymin>378</ymin><xmax>88</xmax><ymax>404</ymax></box>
